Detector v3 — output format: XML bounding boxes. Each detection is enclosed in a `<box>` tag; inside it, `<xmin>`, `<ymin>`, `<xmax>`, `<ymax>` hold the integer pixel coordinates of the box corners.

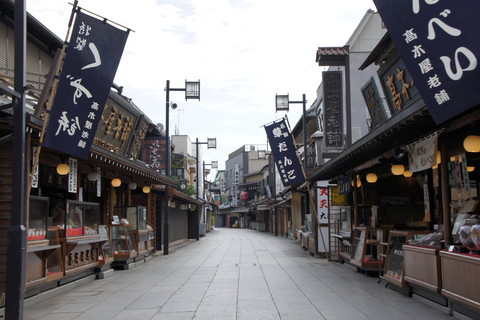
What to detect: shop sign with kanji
<box><xmin>265</xmin><ymin>118</ymin><xmax>305</xmax><ymax>187</ymax></box>
<box><xmin>373</xmin><ymin>0</ymin><xmax>480</xmax><ymax>125</ymax></box>
<box><xmin>43</xmin><ymin>10</ymin><xmax>129</xmax><ymax>159</ymax></box>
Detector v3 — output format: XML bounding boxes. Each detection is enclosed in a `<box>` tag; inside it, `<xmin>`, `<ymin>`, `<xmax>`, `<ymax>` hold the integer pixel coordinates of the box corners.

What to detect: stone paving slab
<box><xmin>22</xmin><ymin>228</ymin><xmax>455</xmax><ymax>320</ymax></box>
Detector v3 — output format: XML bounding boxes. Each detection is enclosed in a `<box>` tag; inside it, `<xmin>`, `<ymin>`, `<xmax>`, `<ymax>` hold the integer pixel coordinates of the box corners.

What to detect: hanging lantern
<box><xmin>391</xmin><ymin>164</ymin><xmax>405</xmax><ymax>175</ymax></box>
<box><xmin>464</xmin><ymin>135</ymin><xmax>480</xmax><ymax>152</ymax></box>
<box><xmin>351</xmin><ymin>176</ymin><xmax>362</xmax><ymax>187</ymax></box>
<box><xmin>240</xmin><ymin>191</ymin><xmax>249</xmax><ymax>201</ymax></box>
<box><xmin>87</xmin><ymin>171</ymin><xmax>98</xmax><ymax>181</ymax></box>
<box><xmin>468</xmin><ymin>166</ymin><xmax>475</xmax><ymax>172</ymax></box>
<box><xmin>128</xmin><ymin>182</ymin><xmax>137</xmax><ymax>190</ymax></box>
<box><xmin>366</xmin><ymin>173</ymin><xmax>377</xmax><ymax>183</ymax></box>
<box><xmin>56</xmin><ymin>163</ymin><xmax>69</xmax><ymax>175</ymax></box>
<box><xmin>111</xmin><ymin>178</ymin><xmax>121</xmax><ymax>187</ymax></box>
<box><xmin>403</xmin><ymin>170</ymin><xmax>413</xmax><ymax>177</ymax></box>
<box><xmin>143</xmin><ymin>185</ymin><xmax>151</xmax><ymax>193</ymax></box>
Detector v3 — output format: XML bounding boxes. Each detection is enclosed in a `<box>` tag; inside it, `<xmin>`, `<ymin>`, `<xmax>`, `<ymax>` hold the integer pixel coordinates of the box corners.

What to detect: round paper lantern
<box><xmin>468</xmin><ymin>166</ymin><xmax>475</xmax><ymax>172</ymax></box>
<box><xmin>111</xmin><ymin>178</ymin><xmax>121</xmax><ymax>187</ymax></box>
<box><xmin>366</xmin><ymin>173</ymin><xmax>377</xmax><ymax>183</ymax></box>
<box><xmin>87</xmin><ymin>171</ymin><xmax>98</xmax><ymax>181</ymax></box>
<box><xmin>142</xmin><ymin>185</ymin><xmax>151</xmax><ymax>193</ymax></box>
<box><xmin>351</xmin><ymin>178</ymin><xmax>361</xmax><ymax>187</ymax></box>
<box><xmin>391</xmin><ymin>164</ymin><xmax>405</xmax><ymax>175</ymax></box>
<box><xmin>240</xmin><ymin>191</ymin><xmax>249</xmax><ymax>201</ymax></box>
<box><xmin>464</xmin><ymin>135</ymin><xmax>480</xmax><ymax>152</ymax></box>
<box><xmin>128</xmin><ymin>182</ymin><xmax>137</xmax><ymax>190</ymax></box>
<box><xmin>56</xmin><ymin>163</ymin><xmax>69</xmax><ymax>175</ymax></box>
<box><xmin>403</xmin><ymin>170</ymin><xmax>413</xmax><ymax>177</ymax></box>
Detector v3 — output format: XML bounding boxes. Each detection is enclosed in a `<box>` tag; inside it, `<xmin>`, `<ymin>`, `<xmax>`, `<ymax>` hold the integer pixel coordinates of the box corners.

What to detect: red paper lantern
<box><xmin>240</xmin><ymin>191</ymin><xmax>249</xmax><ymax>201</ymax></box>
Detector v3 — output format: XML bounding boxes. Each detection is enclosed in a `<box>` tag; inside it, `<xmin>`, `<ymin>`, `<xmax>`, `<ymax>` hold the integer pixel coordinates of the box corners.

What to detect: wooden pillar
<box><xmin>439</xmin><ymin>135</ymin><xmax>451</xmax><ymax>246</ymax></box>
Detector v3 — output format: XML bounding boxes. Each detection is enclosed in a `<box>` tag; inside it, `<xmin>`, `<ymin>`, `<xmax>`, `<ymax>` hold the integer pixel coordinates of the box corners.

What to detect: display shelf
<box><xmin>96</xmin><ymin>225</ymin><xmax>114</xmax><ymax>271</ymax></box>
<box><xmin>110</xmin><ymin>224</ymin><xmax>137</xmax><ymax>262</ymax></box>
<box><xmin>113</xmin><ymin>206</ymin><xmax>153</xmax><ymax>258</ymax></box>
<box><xmin>350</xmin><ymin>227</ymin><xmax>387</xmax><ymax>270</ymax></box>
<box><xmin>383</xmin><ymin>230</ymin><xmax>430</xmax><ymax>287</ymax></box>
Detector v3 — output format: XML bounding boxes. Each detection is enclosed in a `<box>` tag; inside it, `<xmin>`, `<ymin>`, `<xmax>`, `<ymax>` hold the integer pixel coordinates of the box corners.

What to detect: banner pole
<box><xmin>28</xmin><ymin>0</ymin><xmax>78</xmax><ymax>191</ymax></box>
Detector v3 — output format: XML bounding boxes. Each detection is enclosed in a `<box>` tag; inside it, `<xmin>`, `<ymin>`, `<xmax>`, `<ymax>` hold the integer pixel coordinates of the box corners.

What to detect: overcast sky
<box><xmin>28</xmin><ymin>0</ymin><xmax>376</xmax><ymax>178</ymax></box>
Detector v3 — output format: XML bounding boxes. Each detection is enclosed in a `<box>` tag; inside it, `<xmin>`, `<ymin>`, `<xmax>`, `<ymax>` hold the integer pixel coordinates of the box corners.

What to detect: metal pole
<box><xmin>203</xmin><ymin>161</ymin><xmax>206</xmax><ymax>225</ymax></box>
<box><xmin>6</xmin><ymin>1</ymin><xmax>27</xmax><ymax>318</ymax></box>
<box><xmin>196</xmin><ymin>138</ymin><xmax>200</xmax><ymax>240</ymax></box>
<box><xmin>164</xmin><ymin>80</ymin><xmax>170</xmax><ymax>255</ymax></box>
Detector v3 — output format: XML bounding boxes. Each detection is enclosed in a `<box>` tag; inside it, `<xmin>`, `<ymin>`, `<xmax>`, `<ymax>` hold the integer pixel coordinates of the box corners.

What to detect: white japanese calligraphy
<box><xmin>427</xmin><ymin>18</ymin><xmax>461</xmax><ymax>40</ymax></box>
<box><xmin>68</xmin><ymin>76</ymin><xmax>92</xmax><ymax>104</ymax></box>
<box><xmin>439</xmin><ymin>47</ymin><xmax>478</xmax><ymax>81</ymax></box>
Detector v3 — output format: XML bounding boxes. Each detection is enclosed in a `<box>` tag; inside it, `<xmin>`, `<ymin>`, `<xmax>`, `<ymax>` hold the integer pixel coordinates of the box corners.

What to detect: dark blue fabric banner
<box><xmin>265</xmin><ymin>118</ymin><xmax>305</xmax><ymax>187</ymax></box>
<box><xmin>43</xmin><ymin>10</ymin><xmax>129</xmax><ymax>159</ymax></box>
<box><xmin>373</xmin><ymin>1</ymin><xmax>480</xmax><ymax>124</ymax></box>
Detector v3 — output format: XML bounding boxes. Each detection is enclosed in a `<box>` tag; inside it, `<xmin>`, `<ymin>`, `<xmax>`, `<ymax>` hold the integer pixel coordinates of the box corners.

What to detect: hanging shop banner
<box><xmin>361</xmin><ymin>77</ymin><xmax>388</xmax><ymax>128</ymax></box>
<box><xmin>323</xmin><ymin>71</ymin><xmax>343</xmax><ymax>149</ymax></box>
<box><xmin>338</xmin><ymin>169</ymin><xmax>352</xmax><ymax>195</ymax></box>
<box><xmin>373</xmin><ymin>1</ymin><xmax>480</xmax><ymax>125</ymax></box>
<box><xmin>407</xmin><ymin>132</ymin><xmax>438</xmax><ymax>173</ymax></box>
<box><xmin>68</xmin><ymin>157</ymin><xmax>77</xmax><ymax>193</ymax></box>
<box><xmin>43</xmin><ymin>10</ymin><xmax>130</xmax><ymax>159</ymax></box>
<box><xmin>264</xmin><ymin>118</ymin><xmax>305</xmax><ymax>187</ymax></box>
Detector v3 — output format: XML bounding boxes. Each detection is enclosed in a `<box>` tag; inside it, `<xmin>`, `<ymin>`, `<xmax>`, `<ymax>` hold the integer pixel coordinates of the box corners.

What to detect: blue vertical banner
<box><xmin>373</xmin><ymin>1</ymin><xmax>480</xmax><ymax>124</ymax></box>
<box><xmin>43</xmin><ymin>9</ymin><xmax>129</xmax><ymax>159</ymax></box>
<box><xmin>264</xmin><ymin>118</ymin><xmax>305</xmax><ymax>187</ymax></box>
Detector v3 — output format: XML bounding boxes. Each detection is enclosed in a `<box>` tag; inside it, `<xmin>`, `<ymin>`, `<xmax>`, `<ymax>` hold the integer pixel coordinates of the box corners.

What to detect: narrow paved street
<box><xmin>23</xmin><ymin>228</ymin><xmax>452</xmax><ymax>320</ymax></box>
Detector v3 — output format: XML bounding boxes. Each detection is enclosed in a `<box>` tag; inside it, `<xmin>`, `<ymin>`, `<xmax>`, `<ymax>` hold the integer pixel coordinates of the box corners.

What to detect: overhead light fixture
<box><xmin>128</xmin><ymin>182</ymin><xmax>137</xmax><ymax>190</ymax></box>
<box><xmin>391</xmin><ymin>164</ymin><xmax>405</xmax><ymax>175</ymax></box>
<box><xmin>366</xmin><ymin>173</ymin><xmax>377</xmax><ymax>183</ymax></box>
<box><xmin>464</xmin><ymin>135</ymin><xmax>480</xmax><ymax>153</ymax></box>
<box><xmin>394</xmin><ymin>148</ymin><xmax>406</xmax><ymax>161</ymax></box>
<box><xmin>468</xmin><ymin>166</ymin><xmax>475</xmax><ymax>172</ymax></box>
<box><xmin>56</xmin><ymin>163</ymin><xmax>69</xmax><ymax>175</ymax></box>
<box><xmin>111</xmin><ymin>178</ymin><xmax>121</xmax><ymax>188</ymax></box>
<box><xmin>143</xmin><ymin>185</ymin><xmax>151</xmax><ymax>193</ymax></box>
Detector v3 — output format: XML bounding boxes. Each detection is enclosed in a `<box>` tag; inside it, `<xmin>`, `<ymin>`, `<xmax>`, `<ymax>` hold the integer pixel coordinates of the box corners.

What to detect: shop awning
<box><xmin>230</xmin><ymin>207</ymin><xmax>250</xmax><ymax>214</ymax></box>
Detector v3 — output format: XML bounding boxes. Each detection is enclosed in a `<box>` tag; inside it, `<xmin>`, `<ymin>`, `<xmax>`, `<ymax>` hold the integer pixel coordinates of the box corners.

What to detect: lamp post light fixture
<box><xmin>195</xmin><ymin>138</ymin><xmax>217</xmax><ymax>240</ymax></box>
<box><xmin>164</xmin><ymin>79</ymin><xmax>200</xmax><ymax>255</ymax></box>
<box><xmin>275</xmin><ymin>93</ymin><xmax>307</xmax><ymax>169</ymax></box>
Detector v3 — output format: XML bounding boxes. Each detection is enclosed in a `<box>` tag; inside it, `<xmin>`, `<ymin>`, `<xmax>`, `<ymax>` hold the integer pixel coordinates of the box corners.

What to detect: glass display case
<box><xmin>26</xmin><ymin>196</ymin><xmax>64</xmax><ymax>289</ymax></box>
<box><xmin>110</xmin><ymin>224</ymin><xmax>137</xmax><ymax>262</ymax></box>
<box><xmin>351</xmin><ymin>227</ymin><xmax>387</xmax><ymax>270</ymax></box>
<box><xmin>113</xmin><ymin>206</ymin><xmax>147</xmax><ymax>231</ymax></box>
<box><xmin>49</xmin><ymin>199</ymin><xmax>99</xmax><ymax>238</ymax></box>
<box><xmin>384</xmin><ymin>230</ymin><xmax>430</xmax><ymax>287</ymax></box>
<box><xmin>28</xmin><ymin>196</ymin><xmax>49</xmax><ymax>242</ymax></box>
<box><xmin>97</xmin><ymin>225</ymin><xmax>114</xmax><ymax>271</ymax></box>
<box><xmin>113</xmin><ymin>206</ymin><xmax>153</xmax><ymax>258</ymax></box>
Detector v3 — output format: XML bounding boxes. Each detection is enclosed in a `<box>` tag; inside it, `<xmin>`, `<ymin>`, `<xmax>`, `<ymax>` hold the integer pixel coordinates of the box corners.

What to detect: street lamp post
<box><xmin>195</xmin><ymin>138</ymin><xmax>217</xmax><ymax>240</ymax></box>
<box><xmin>275</xmin><ymin>94</ymin><xmax>307</xmax><ymax>169</ymax></box>
<box><xmin>164</xmin><ymin>80</ymin><xmax>200</xmax><ymax>255</ymax></box>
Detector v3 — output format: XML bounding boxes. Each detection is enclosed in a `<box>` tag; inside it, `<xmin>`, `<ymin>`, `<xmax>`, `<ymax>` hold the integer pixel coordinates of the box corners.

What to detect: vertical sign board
<box><xmin>373</xmin><ymin>1</ymin><xmax>480</xmax><ymax>125</ymax></box>
<box><xmin>361</xmin><ymin>77</ymin><xmax>388</xmax><ymax>127</ymax></box>
<box><xmin>323</xmin><ymin>71</ymin><xmax>343</xmax><ymax>150</ymax></box>
<box><xmin>316</xmin><ymin>180</ymin><xmax>329</xmax><ymax>253</ymax></box>
<box><xmin>43</xmin><ymin>10</ymin><xmax>129</xmax><ymax>159</ymax></box>
<box><xmin>264</xmin><ymin>118</ymin><xmax>305</xmax><ymax>187</ymax></box>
